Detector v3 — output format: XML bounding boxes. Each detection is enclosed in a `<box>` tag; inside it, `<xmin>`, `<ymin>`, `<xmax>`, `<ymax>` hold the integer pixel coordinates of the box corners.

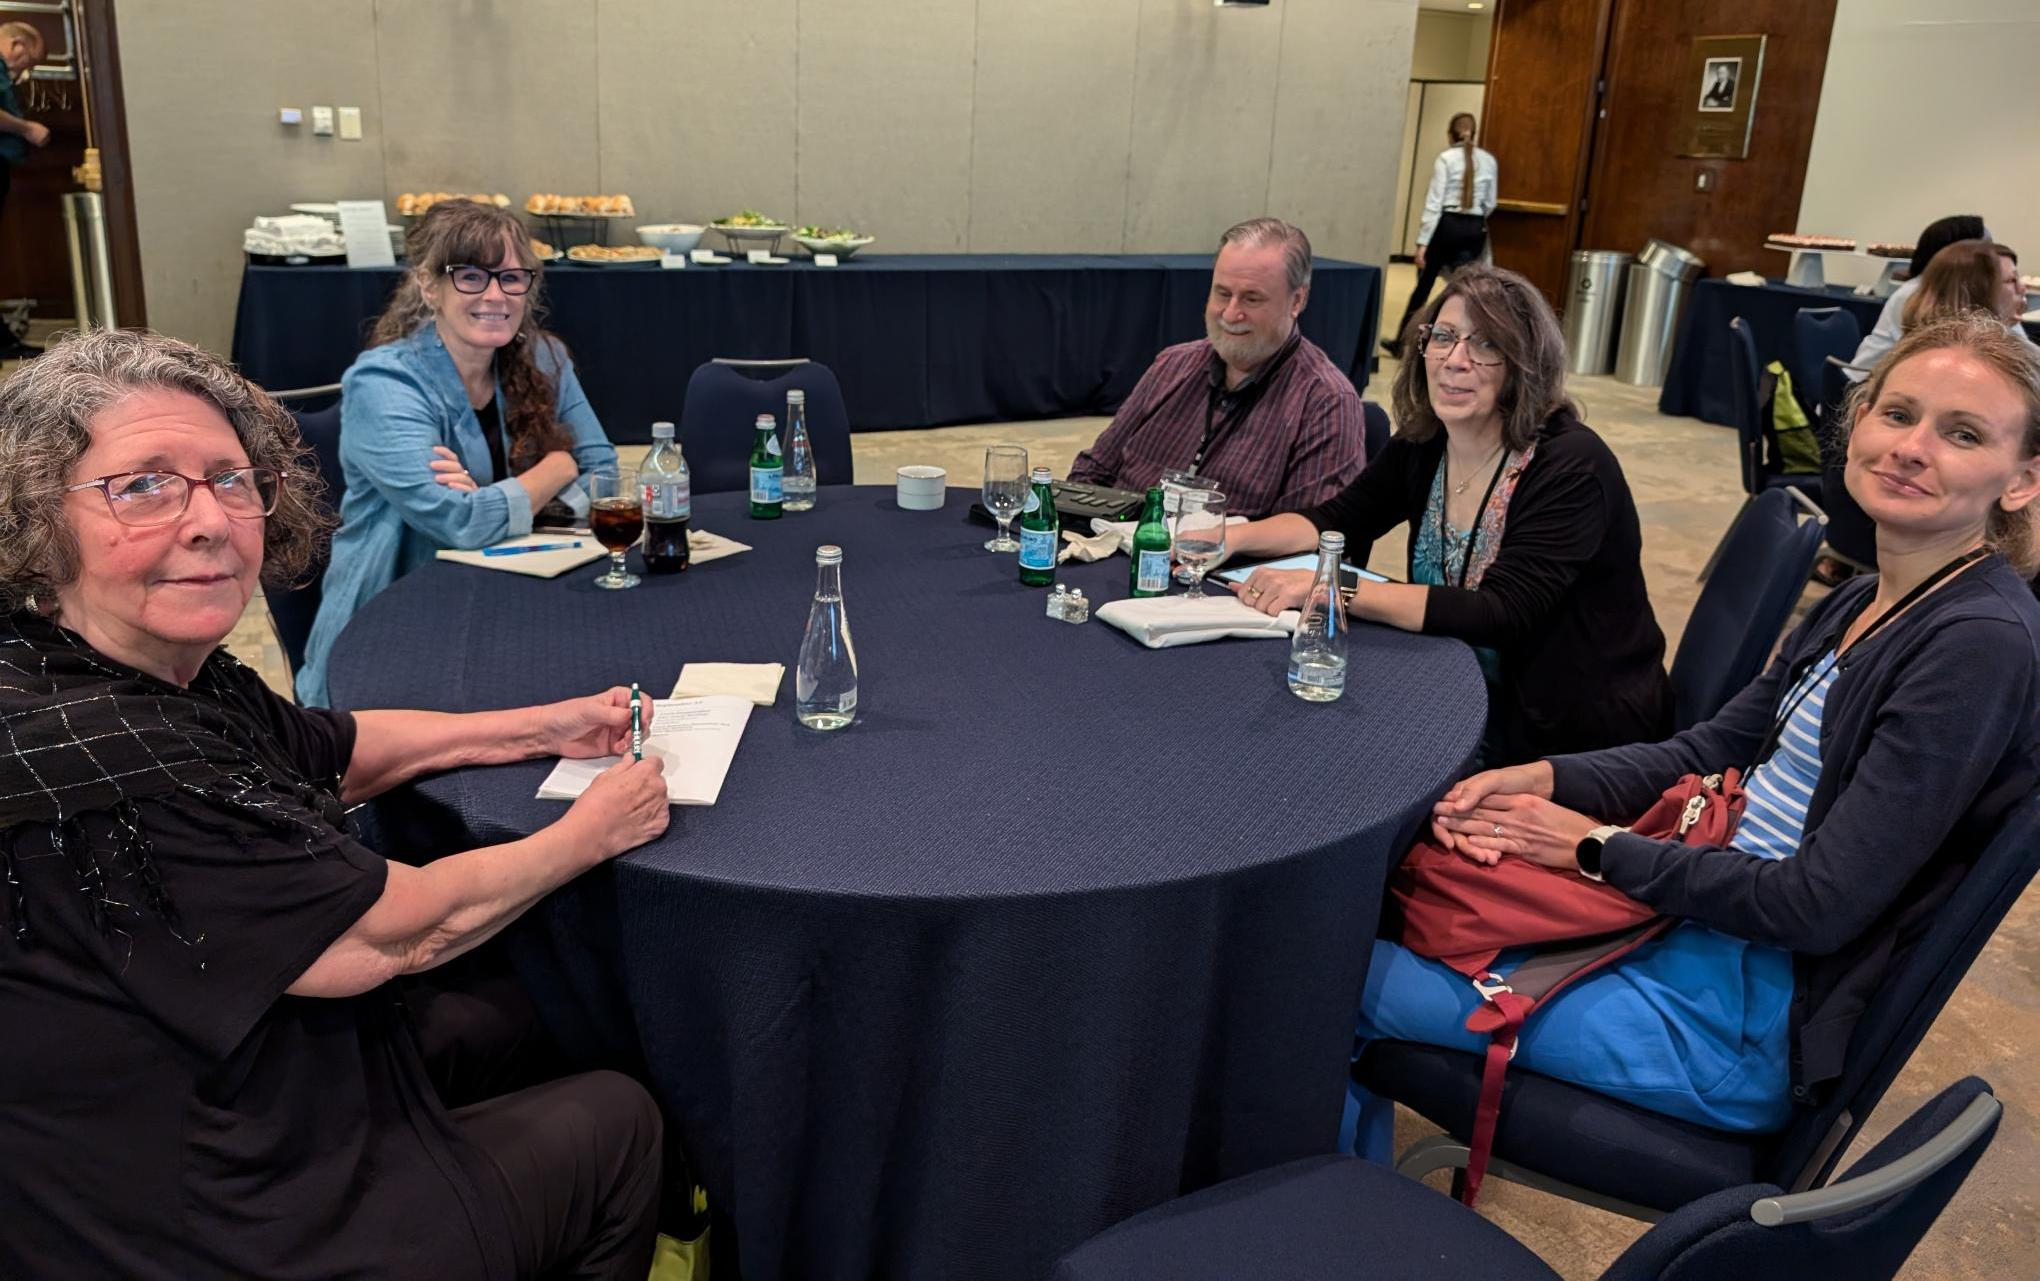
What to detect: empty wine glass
<box><xmin>1160</xmin><ymin>469</ymin><xmax>1203</xmax><ymax>583</ymax></box>
<box><xmin>588</xmin><ymin>467</ymin><xmax>643</xmax><ymax>590</ymax></box>
<box><xmin>1171</xmin><ymin>488</ymin><xmax>1227</xmax><ymax>598</ymax></box>
<box><xmin>982</xmin><ymin>445</ymin><xmax>1029</xmax><ymax>552</ymax></box>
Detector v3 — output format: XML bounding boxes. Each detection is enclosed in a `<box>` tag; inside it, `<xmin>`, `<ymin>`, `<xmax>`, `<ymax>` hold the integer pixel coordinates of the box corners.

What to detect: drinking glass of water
<box><xmin>1171</xmin><ymin>488</ymin><xmax>1227</xmax><ymax>598</ymax></box>
<box><xmin>588</xmin><ymin>466</ymin><xmax>643</xmax><ymax>590</ymax></box>
<box><xmin>1160</xmin><ymin>469</ymin><xmax>1203</xmax><ymax>583</ymax></box>
<box><xmin>982</xmin><ymin>445</ymin><xmax>1029</xmax><ymax>552</ymax></box>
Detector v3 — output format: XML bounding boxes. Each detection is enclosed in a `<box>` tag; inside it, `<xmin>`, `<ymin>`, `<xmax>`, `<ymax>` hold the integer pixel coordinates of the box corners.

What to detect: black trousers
<box><xmin>1388</xmin><ymin>211</ymin><xmax>1489</xmax><ymax>350</ymax></box>
<box><xmin>410</xmin><ymin>967</ymin><xmax>664</xmax><ymax>1281</ymax></box>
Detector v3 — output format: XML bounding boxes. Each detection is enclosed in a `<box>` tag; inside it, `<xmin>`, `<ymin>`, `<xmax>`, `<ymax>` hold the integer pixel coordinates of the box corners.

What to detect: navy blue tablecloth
<box><xmin>1657</xmin><ymin>278</ymin><xmax>1885</xmax><ymax>426</ymax></box>
<box><xmin>327</xmin><ymin>486</ymin><xmax>1482</xmax><ymax>1281</ymax></box>
<box><xmin>233</xmin><ymin>255</ymin><xmax>1381</xmax><ymax>442</ymax></box>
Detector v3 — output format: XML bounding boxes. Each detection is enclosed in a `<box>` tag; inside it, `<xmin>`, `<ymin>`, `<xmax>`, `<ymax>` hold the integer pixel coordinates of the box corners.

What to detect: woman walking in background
<box><xmin>1386</xmin><ymin>112</ymin><xmax>1498</xmax><ymax>356</ymax></box>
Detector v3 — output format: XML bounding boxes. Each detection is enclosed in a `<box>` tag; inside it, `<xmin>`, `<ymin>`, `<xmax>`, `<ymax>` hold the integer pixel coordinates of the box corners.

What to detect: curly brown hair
<box><xmin>0</xmin><ymin>328</ymin><xmax>333</xmax><ymax>613</ymax></box>
<box><xmin>1842</xmin><ymin>311</ymin><xmax>2040</xmax><ymax>574</ymax></box>
<box><xmin>1388</xmin><ymin>263</ymin><xmax>1577</xmax><ymax>453</ymax></box>
<box><xmin>372</xmin><ymin>199</ymin><xmax>573</xmax><ymax>471</ymax></box>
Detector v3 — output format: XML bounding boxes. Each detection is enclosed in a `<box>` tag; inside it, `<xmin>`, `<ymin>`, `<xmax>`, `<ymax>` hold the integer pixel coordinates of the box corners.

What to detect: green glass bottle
<box><xmin>748</xmin><ymin>413</ymin><xmax>783</xmax><ymax>519</ymax></box>
<box><xmin>1129</xmin><ymin>485</ymin><xmax>1171</xmax><ymax>597</ymax></box>
<box><xmin>1016</xmin><ymin>466</ymin><xmax>1059</xmax><ymax>587</ymax></box>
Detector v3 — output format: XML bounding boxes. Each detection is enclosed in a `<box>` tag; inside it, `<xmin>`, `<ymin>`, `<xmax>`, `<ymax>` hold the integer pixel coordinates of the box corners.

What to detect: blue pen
<box><xmin>629</xmin><ymin>682</ymin><xmax>643</xmax><ymax>762</ymax></box>
<box><xmin>483</xmin><ymin>541</ymin><xmax>583</xmax><ymax>557</ymax></box>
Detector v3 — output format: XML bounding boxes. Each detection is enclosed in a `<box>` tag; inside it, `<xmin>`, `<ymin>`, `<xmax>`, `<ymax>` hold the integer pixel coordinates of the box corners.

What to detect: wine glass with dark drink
<box><xmin>589</xmin><ymin>467</ymin><xmax>644</xmax><ymax>590</ymax></box>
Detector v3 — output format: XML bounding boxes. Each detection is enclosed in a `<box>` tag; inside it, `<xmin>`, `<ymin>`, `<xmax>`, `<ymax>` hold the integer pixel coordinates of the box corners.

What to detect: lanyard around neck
<box><xmin>1191</xmin><ymin>334</ymin><xmax>1301</xmax><ymax>475</ymax></box>
<box><xmin>1749</xmin><ymin>546</ymin><xmax>1989</xmax><ymax>770</ymax></box>
<box><xmin>1439</xmin><ymin>446</ymin><xmax>1509</xmax><ymax>587</ymax></box>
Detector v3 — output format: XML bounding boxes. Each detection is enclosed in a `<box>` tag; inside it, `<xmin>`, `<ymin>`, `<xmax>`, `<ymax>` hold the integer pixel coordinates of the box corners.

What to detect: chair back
<box><xmin>1668</xmin><ymin>488</ymin><xmax>1826</xmax><ymax>729</ymax></box>
<box><xmin>1726</xmin><ymin>318</ymin><xmax>1769</xmax><ymax>497</ymax></box>
<box><xmin>1790</xmin><ymin>308</ymin><xmax>1862</xmax><ymax>423</ymax></box>
<box><xmin>1760</xmin><ymin>794</ymin><xmax>2040</xmax><ymax>1192</ymax></box>
<box><xmin>267</xmin><ymin>402</ymin><xmax>345</xmax><ymax>676</ymax></box>
<box><xmin>1361</xmin><ymin>401</ymin><xmax>1390</xmax><ymax>465</ymax></box>
<box><xmin>1817</xmin><ymin>356</ymin><xmax>1877</xmax><ymax>568</ymax></box>
<box><xmin>1603</xmin><ymin>1078</ymin><xmax>2001</xmax><ymax>1281</ymax></box>
<box><xmin>677</xmin><ymin>359</ymin><xmax>854</xmax><ymax>495</ymax></box>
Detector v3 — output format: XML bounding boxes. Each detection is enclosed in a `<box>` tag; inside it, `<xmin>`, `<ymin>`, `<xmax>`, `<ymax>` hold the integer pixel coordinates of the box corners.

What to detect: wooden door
<box><xmin>0</xmin><ymin>9</ymin><xmax>85</xmax><ymax>320</ymax></box>
<box><xmin>1479</xmin><ymin>0</ymin><xmax>1615</xmax><ymax>307</ymax></box>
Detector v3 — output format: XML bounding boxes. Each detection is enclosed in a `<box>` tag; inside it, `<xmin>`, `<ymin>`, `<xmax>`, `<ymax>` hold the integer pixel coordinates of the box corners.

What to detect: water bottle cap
<box><xmin>787</xmin><ymin>390</ymin><xmax>806</xmax><ymax>404</ymax></box>
<box><xmin>1318</xmin><ymin>531</ymin><xmax>1347</xmax><ymax>551</ymax></box>
<box><xmin>651</xmin><ymin>421</ymin><xmax>675</xmax><ymax>438</ymax></box>
<box><xmin>1031</xmin><ymin>466</ymin><xmax>1053</xmax><ymax>482</ymax></box>
<box><xmin>756</xmin><ymin>414</ymin><xmax>776</xmax><ymax>430</ymax></box>
<box><xmin>816</xmin><ymin>544</ymin><xmax>843</xmax><ymax>564</ymax></box>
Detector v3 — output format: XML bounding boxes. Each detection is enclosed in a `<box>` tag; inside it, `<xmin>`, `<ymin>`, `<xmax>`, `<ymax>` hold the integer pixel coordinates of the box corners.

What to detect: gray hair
<box><xmin>1219</xmin><ymin>217</ymin><xmax>1313</xmax><ymax>293</ymax></box>
<box><xmin>0</xmin><ymin>328</ymin><xmax>332</xmax><ymax>613</ymax></box>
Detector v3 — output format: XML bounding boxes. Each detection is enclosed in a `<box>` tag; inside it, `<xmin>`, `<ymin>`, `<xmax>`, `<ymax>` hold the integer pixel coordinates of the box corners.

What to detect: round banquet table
<box><xmin>327</xmin><ymin>485</ymin><xmax>1485</xmax><ymax>1281</ymax></box>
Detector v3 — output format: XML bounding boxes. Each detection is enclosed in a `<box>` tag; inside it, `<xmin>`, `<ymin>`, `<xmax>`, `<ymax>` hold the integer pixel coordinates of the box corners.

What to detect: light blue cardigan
<box><xmin>295</xmin><ymin>325</ymin><xmax>617</xmax><ymax>707</ymax></box>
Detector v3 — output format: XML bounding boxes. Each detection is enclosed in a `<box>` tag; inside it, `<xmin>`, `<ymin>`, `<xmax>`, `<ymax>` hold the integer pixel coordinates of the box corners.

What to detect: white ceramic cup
<box><xmin>896</xmin><ymin>465</ymin><xmax>947</xmax><ymax>510</ymax></box>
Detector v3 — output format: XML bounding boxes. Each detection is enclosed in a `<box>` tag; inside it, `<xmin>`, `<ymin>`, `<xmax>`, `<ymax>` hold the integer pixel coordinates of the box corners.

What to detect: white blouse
<box><xmin>1418</xmin><ymin>145</ymin><xmax>1499</xmax><ymax>246</ymax></box>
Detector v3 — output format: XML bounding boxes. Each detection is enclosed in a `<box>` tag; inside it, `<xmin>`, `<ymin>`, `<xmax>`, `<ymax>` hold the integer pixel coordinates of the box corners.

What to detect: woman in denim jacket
<box><xmin>296</xmin><ymin>200</ymin><xmax>616</xmax><ymax>706</ymax></box>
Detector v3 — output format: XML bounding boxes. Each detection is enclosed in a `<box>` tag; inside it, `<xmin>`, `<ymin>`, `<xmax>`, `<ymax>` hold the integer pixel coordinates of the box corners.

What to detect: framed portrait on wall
<box><xmin>1680</xmin><ymin>35</ymin><xmax>1766</xmax><ymax>158</ymax></box>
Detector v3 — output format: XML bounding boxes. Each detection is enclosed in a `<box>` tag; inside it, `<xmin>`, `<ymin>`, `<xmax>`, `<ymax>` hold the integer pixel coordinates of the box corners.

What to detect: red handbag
<box><xmin>1387</xmin><ymin>769</ymin><xmax>1746</xmax><ymax>1206</ymax></box>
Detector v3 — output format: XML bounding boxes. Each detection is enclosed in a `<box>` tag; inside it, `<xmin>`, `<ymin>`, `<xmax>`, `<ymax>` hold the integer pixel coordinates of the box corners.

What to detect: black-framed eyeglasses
<box><xmin>1418</xmin><ymin>323</ymin><xmax>1506</xmax><ymax>367</ymax></box>
<box><xmin>64</xmin><ymin>467</ymin><xmax>284</xmax><ymax>527</ymax></box>
<box><xmin>444</xmin><ymin>264</ymin><xmax>535</xmax><ymax>296</ymax></box>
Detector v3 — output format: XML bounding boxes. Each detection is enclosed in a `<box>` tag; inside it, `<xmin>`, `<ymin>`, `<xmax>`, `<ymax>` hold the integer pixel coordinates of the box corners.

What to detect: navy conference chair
<box><xmin>1699</xmin><ymin>318</ymin><xmax>1825</xmax><ymax>581</ymax></box>
<box><xmin>677</xmin><ymin>358</ymin><xmax>854</xmax><ymax>496</ymax></box>
<box><xmin>1818</xmin><ymin>355</ymin><xmax>1879</xmax><ymax>571</ymax></box>
<box><xmin>264</xmin><ymin>385</ymin><xmax>344</xmax><ymax>678</ymax></box>
<box><xmin>1351</xmin><ymin>792</ymin><xmax>2040</xmax><ymax>1224</ymax></box>
<box><xmin>1054</xmin><ymin>1077</ymin><xmax>2001</xmax><ymax>1281</ymax></box>
<box><xmin>1361</xmin><ymin>400</ymin><xmax>1390</xmax><ymax>465</ymax></box>
<box><xmin>1790</xmin><ymin>307</ymin><xmax>1862</xmax><ymax>424</ymax></box>
<box><xmin>1668</xmin><ymin>488</ymin><xmax>1827</xmax><ymax>730</ymax></box>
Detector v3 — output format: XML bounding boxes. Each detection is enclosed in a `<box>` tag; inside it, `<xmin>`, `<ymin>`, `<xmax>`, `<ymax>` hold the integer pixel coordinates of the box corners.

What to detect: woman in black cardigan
<box><xmin>1231</xmin><ymin>263</ymin><xmax>1673</xmax><ymax>761</ymax></box>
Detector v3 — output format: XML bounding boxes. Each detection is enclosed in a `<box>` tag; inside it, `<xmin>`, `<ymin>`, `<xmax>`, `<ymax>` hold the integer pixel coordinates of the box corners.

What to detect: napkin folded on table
<box><xmin>1095</xmin><ymin>594</ymin><xmax>1299</xmax><ymax>649</ymax></box>
<box><xmin>1724</xmin><ymin>271</ymin><xmax>1767</xmax><ymax>287</ymax></box>
<box><xmin>671</xmin><ymin>662</ymin><xmax>784</xmax><ymax>706</ymax></box>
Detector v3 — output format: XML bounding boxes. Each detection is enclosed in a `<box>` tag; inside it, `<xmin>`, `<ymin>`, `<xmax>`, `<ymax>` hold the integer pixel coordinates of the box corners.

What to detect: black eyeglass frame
<box><xmin>442</xmin><ymin>264</ymin><xmax>536</xmax><ymax>296</ymax></box>
<box><xmin>63</xmin><ymin>467</ymin><xmax>286</xmax><ymax>527</ymax></box>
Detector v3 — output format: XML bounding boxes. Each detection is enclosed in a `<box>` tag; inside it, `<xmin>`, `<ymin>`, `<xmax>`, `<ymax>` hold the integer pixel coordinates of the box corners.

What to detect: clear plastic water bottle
<box><xmin>783</xmin><ymin>389</ymin><xmax>817</xmax><ymax>511</ymax></box>
<box><xmin>796</xmin><ymin>544</ymin><xmax>858</xmax><ymax>730</ymax></box>
<box><xmin>1287</xmin><ymin>531</ymin><xmax>1347</xmax><ymax>702</ymax></box>
<box><xmin>640</xmin><ymin>421</ymin><xmax>691</xmax><ymax>574</ymax></box>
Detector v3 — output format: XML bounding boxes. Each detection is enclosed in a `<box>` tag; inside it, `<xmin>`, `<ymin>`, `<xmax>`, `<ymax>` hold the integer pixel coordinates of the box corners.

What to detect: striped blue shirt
<box><xmin>1738</xmin><ymin>650</ymin><xmax>1841</xmax><ymax>861</ymax></box>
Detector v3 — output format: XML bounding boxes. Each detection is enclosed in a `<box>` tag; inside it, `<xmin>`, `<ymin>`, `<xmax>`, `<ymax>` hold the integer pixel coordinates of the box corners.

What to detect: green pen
<box><xmin>629</xmin><ymin>682</ymin><xmax>643</xmax><ymax>761</ymax></box>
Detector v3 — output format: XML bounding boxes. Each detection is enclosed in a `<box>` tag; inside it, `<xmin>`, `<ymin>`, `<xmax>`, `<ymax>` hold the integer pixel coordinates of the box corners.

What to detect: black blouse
<box><xmin>0</xmin><ymin>659</ymin><xmax>512</xmax><ymax>1279</ymax></box>
<box><xmin>1298</xmin><ymin>407</ymin><xmax>1675</xmax><ymax>759</ymax></box>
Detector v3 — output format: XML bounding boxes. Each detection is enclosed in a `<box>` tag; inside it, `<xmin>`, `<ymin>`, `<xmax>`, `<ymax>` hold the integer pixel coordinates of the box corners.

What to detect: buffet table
<box><xmin>1657</xmin><ymin>277</ymin><xmax>1885</xmax><ymax>427</ymax></box>
<box><xmin>328</xmin><ymin>486</ymin><xmax>1483</xmax><ymax>1281</ymax></box>
<box><xmin>233</xmin><ymin>255</ymin><xmax>1382</xmax><ymax>442</ymax></box>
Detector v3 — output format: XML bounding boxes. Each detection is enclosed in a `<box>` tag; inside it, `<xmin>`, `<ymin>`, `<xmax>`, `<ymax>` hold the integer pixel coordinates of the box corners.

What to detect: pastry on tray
<box><xmin>565</xmin><ymin>242</ymin><xmax>660</xmax><ymax>262</ymax></box>
<box><xmin>1765</xmin><ymin>233</ymin><xmax>1855</xmax><ymax>251</ymax></box>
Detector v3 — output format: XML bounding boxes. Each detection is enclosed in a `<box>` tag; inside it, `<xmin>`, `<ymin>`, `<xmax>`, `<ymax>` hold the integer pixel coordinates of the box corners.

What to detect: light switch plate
<box><xmin>311</xmin><ymin>106</ymin><xmax>335</xmax><ymax>137</ymax></box>
<box><xmin>337</xmin><ymin>106</ymin><xmax>363</xmax><ymax>141</ymax></box>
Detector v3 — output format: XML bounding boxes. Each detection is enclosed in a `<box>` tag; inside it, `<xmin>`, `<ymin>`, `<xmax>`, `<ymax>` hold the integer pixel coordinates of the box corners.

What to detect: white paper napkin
<box><xmin>671</xmin><ymin>662</ymin><xmax>784</xmax><ymax>706</ymax></box>
<box><xmin>437</xmin><ymin>534</ymin><xmax>607</xmax><ymax>578</ymax></box>
<box><xmin>1095</xmin><ymin>594</ymin><xmax>1299</xmax><ymax>649</ymax></box>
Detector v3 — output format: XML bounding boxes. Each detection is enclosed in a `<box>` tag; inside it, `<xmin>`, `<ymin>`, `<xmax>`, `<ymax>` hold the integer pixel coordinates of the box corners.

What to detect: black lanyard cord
<box><xmin>1439</xmin><ymin>445</ymin><xmax>1510</xmax><ymax>588</ymax></box>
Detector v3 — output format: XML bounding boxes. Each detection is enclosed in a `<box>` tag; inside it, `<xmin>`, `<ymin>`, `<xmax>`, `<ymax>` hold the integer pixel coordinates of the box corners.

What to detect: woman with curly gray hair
<box><xmin>0</xmin><ymin>329</ymin><xmax>674</xmax><ymax>1280</ymax></box>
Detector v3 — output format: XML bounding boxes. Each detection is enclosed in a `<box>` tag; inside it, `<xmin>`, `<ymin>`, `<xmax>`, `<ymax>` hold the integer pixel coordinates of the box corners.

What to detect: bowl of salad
<box><xmin>792</xmin><ymin>225</ymin><xmax>876</xmax><ymax>259</ymax></box>
<box><xmin>711</xmin><ymin>210</ymin><xmax>790</xmax><ymax>253</ymax></box>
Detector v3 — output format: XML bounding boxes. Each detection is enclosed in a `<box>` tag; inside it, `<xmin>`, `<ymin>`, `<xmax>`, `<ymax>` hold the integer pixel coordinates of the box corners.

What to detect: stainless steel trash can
<box><xmin>1562</xmin><ymin>250</ymin><xmax>1630</xmax><ymax>376</ymax></box>
<box><xmin>1614</xmin><ymin>240</ymin><xmax>1706</xmax><ymax>387</ymax></box>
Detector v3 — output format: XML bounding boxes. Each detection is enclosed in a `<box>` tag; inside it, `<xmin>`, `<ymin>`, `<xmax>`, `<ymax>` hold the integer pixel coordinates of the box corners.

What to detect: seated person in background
<box><xmin>1067</xmin><ymin>217</ymin><xmax>1365</xmax><ymax>518</ymax></box>
<box><xmin>1353</xmin><ymin>313</ymin><xmax>2040</xmax><ymax>1147</ymax></box>
<box><xmin>297</xmin><ymin>198</ymin><xmax>617</xmax><ymax>706</ymax></box>
<box><xmin>1230</xmin><ymin>264</ymin><xmax>1673</xmax><ymax>763</ymax></box>
<box><xmin>1896</xmin><ymin>238</ymin><xmax>2035</xmax><ymax>342</ymax></box>
<box><xmin>1848</xmin><ymin>213</ymin><xmax>1987</xmax><ymax>378</ymax></box>
<box><xmin>0</xmin><ymin>330</ymin><xmax>671</xmax><ymax>1279</ymax></box>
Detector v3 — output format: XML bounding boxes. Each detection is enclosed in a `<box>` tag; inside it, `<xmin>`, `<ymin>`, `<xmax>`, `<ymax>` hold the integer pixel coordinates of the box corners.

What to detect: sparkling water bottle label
<box><xmin>1018</xmin><ymin>527</ymin><xmax>1056</xmax><ymax>570</ymax></box>
<box><xmin>1135</xmin><ymin>549</ymin><xmax>1170</xmax><ymax>593</ymax></box>
<box><xmin>751</xmin><ymin>466</ymin><xmax>783</xmax><ymax>503</ymax></box>
<box><xmin>1023</xmin><ymin>488</ymin><xmax>1041</xmax><ymax>513</ymax></box>
<box><xmin>642</xmin><ymin>480</ymin><xmax>691</xmax><ymax>520</ymax></box>
<box><xmin>765</xmin><ymin>435</ymin><xmax>782</xmax><ymax>457</ymax></box>
<box><xmin>1297</xmin><ymin>664</ymin><xmax>1341</xmax><ymax>686</ymax></box>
